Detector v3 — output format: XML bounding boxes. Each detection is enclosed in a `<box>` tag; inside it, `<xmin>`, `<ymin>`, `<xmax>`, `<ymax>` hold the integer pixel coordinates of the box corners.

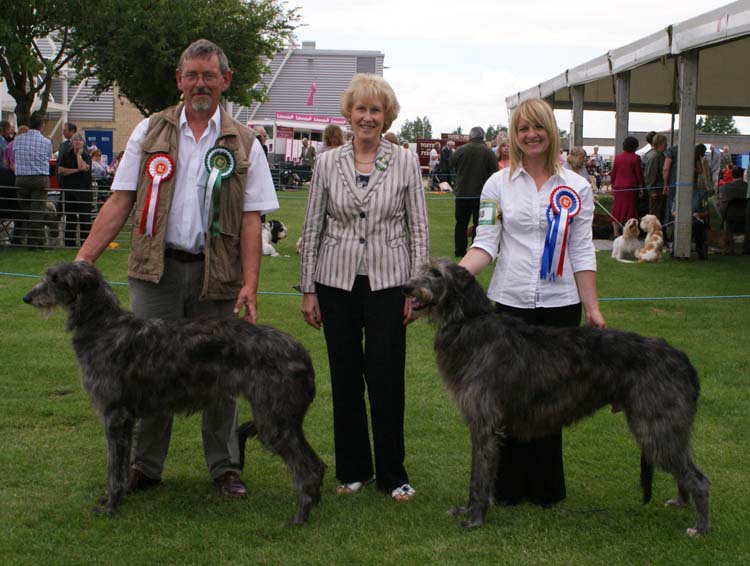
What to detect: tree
<box><xmin>485</xmin><ymin>124</ymin><xmax>507</xmax><ymax>142</ymax></box>
<box><xmin>0</xmin><ymin>2</ymin><xmax>80</xmax><ymax>125</ymax></box>
<box><xmin>0</xmin><ymin>0</ymin><xmax>298</xmax><ymax>123</ymax></box>
<box><xmin>397</xmin><ymin>116</ymin><xmax>432</xmax><ymax>142</ymax></box>
<box><xmin>74</xmin><ymin>0</ymin><xmax>298</xmax><ymax>116</ymax></box>
<box><xmin>696</xmin><ymin>115</ymin><xmax>739</xmax><ymax>135</ymax></box>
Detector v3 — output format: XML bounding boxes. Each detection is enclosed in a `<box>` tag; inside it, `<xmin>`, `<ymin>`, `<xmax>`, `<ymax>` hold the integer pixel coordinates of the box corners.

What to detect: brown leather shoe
<box><xmin>127</xmin><ymin>468</ymin><xmax>161</xmax><ymax>492</ymax></box>
<box><xmin>214</xmin><ymin>471</ymin><xmax>247</xmax><ymax>498</ymax></box>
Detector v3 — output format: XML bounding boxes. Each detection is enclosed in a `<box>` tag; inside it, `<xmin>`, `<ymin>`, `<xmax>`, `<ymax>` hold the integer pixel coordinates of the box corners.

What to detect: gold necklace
<box><xmin>353</xmin><ymin>143</ymin><xmax>376</xmax><ymax>165</ymax></box>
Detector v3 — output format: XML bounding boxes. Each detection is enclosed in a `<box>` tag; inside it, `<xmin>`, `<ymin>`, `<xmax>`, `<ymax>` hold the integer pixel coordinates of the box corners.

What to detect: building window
<box><xmin>356</xmin><ymin>57</ymin><xmax>376</xmax><ymax>74</ymax></box>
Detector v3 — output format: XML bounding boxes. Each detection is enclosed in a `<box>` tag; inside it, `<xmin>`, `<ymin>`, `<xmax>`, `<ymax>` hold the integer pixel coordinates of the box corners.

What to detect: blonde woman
<box><xmin>459</xmin><ymin>98</ymin><xmax>604</xmax><ymax>507</ymax></box>
<box><xmin>299</xmin><ymin>74</ymin><xmax>429</xmax><ymax>502</ymax></box>
<box><xmin>320</xmin><ymin>124</ymin><xmax>345</xmax><ymax>153</ymax></box>
<box><xmin>496</xmin><ymin>135</ymin><xmax>510</xmax><ymax>169</ymax></box>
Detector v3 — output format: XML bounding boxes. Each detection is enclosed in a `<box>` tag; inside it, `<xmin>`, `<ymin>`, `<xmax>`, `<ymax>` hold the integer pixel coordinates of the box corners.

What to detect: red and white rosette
<box><xmin>139</xmin><ymin>153</ymin><xmax>174</xmax><ymax>237</ymax></box>
<box><xmin>540</xmin><ymin>185</ymin><xmax>581</xmax><ymax>280</ymax></box>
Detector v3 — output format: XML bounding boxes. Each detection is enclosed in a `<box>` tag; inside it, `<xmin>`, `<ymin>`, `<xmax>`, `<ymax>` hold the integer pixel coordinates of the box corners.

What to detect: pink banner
<box><xmin>306</xmin><ymin>81</ymin><xmax>316</xmax><ymax>106</ymax></box>
<box><xmin>276</xmin><ymin>126</ymin><xmax>295</xmax><ymax>139</ymax></box>
<box><xmin>275</xmin><ymin>112</ymin><xmax>347</xmax><ymax>126</ymax></box>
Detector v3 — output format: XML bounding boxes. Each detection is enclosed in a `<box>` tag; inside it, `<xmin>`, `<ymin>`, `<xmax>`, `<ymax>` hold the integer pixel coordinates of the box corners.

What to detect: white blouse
<box><xmin>471</xmin><ymin>166</ymin><xmax>597</xmax><ymax>309</ymax></box>
<box><xmin>112</xmin><ymin>107</ymin><xmax>278</xmax><ymax>253</ymax></box>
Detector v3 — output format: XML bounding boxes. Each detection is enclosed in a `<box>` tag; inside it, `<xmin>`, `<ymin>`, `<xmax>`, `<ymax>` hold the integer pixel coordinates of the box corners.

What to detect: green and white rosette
<box><xmin>203</xmin><ymin>146</ymin><xmax>235</xmax><ymax>237</ymax></box>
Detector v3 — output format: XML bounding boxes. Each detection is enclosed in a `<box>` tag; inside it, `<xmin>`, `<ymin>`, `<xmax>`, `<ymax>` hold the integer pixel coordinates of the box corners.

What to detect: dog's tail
<box><xmin>238</xmin><ymin>420</ymin><xmax>258</xmax><ymax>470</ymax></box>
<box><xmin>640</xmin><ymin>452</ymin><xmax>654</xmax><ymax>504</ymax></box>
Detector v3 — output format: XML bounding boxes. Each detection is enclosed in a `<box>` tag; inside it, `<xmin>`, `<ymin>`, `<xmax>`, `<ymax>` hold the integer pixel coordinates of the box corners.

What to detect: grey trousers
<box><xmin>128</xmin><ymin>256</ymin><xmax>241</xmax><ymax>481</ymax></box>
<box><xmin>15</xmin><ymin>175</ymin><xmax>49</xmax><ymax>246</ymax></box>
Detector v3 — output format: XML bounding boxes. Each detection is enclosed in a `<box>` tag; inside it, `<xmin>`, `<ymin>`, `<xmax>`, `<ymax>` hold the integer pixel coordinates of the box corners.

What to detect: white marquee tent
<box><xmin>505</xmin><ymin>0</ymin><xmax>750</xmax><ymax>258</ymax></box>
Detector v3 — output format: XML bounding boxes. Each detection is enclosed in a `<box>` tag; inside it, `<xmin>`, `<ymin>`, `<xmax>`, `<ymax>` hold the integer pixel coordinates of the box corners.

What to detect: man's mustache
<box><xmin>191</xmin><ymin>87</ymin><xmax>211</xmax><ymax>96</ymax></box>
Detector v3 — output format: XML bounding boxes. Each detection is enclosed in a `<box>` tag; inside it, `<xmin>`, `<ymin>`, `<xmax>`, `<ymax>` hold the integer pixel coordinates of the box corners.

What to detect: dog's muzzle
<box><xmin>403</xmin><ymin>285</ymin><xmax>433</xmax><ymax>311</ymax></box>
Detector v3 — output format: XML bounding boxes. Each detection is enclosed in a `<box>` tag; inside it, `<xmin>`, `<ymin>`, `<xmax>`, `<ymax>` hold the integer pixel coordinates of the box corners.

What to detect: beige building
<box><xmin>2</xmin><ymin>40</ymin><xmax>384</xmax><ymax>164</ymax></box>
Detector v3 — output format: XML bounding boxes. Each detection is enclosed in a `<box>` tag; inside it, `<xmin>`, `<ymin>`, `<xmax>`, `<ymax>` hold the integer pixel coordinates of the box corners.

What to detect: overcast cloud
<box><xmin>297</xmin><ymin>0</ymin><xmax>749</xmax><ymax>141</ymax></box>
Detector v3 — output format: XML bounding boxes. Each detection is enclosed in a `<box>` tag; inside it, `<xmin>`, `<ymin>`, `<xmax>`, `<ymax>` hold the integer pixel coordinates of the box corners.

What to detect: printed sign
<box><xmin>275</xmin><ymin>112</ymin><xmax>347</xmax><ymax>126</ymax></box>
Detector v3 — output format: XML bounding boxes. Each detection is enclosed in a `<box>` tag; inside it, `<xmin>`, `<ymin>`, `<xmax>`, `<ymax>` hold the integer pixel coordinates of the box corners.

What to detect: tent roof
<box><xmin>506</xmin><ymin>1</ymin><xmax>750</xmax><ymax>116</ymax></box>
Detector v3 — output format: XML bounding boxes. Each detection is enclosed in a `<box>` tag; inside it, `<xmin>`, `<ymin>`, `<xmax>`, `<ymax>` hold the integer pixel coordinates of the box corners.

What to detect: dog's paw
<box><xmin>92</xmin><ymin>504</ymin><xmax>117</xmax><ymax>516</ymax></box>
<box><xmin>459</xmin><ymin>517</ymin><xmax>485</xmax><ymax>530</ymax></box>
<box><xmin>665</xmin><ymin>498</ymin><xmax>689</xmax><ymax>508</ymax></box>
<box><xmin>448</xmin><ymin>505</ymin><xmax>469</xmax><ymax>516</ymax></box>
<box><xmin>286</xmin><ymin>514</ymin><xmax>309</xmax><ymax>527</ymax></box>
<box><xmin>686</xmin><ymin>527</ymin><xmax>707</xmax><ymax>537</ymax></box>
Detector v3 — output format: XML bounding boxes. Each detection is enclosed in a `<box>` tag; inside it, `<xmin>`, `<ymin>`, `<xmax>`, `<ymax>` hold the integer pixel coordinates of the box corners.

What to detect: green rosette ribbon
<box><xmin>203</xmin><ymin>146</ymin><xmax>236</xmax><ymax>237</ymax></box>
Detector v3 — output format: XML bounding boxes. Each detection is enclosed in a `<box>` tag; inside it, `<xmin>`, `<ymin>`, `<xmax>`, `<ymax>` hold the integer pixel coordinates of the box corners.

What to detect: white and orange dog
<box><xmin>611</xmin><ymin>218</ymin><xmax>641</xmax><ymax>262</ymax></box>
<box><xmin>636</xmin><ymin>214</ymin><xmax>664</xmax><ymax>263</ymax></box>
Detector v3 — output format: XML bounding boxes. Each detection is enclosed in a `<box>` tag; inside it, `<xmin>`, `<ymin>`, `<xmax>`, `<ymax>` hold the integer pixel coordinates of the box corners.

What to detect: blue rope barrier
<box><xmin>2</xmin><ymin>271</ymin><xmax>747</xmax><ymax>302</ymax></box>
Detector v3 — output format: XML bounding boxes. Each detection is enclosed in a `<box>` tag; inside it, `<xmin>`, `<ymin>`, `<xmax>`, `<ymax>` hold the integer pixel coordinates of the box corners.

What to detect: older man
<box><xmin>56</xmin><ymin>122</ymin><xmax>77</xmax><ymax>186</ymax></box>
<box><xmin>253</xmin><ymin>126</ymin><xmax>268</xmax><ymax>157</ymax></box>
<box><xmin>75</xmin><ymin>39</ymin><xmax>278</xmax><ymax>498</ymax></box>
<box><xmin>13</xmin><ymin>112</ymin><xmax>52</xmax><ymax>248</ymax></box>
<box><xmin>439</xmin><ymin>139</ymin><xmax>455</xmax><ymax>185</ymax></box>
<box><xmin>449</xmin><ymin>127</ymin><xmax>498</xmax><ymax>256</ymax></box>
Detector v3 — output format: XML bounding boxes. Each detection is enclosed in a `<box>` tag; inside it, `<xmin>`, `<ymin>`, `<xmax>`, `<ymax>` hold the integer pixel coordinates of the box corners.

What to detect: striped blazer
<box><xmin>299</xmin><ymin>139</ymin><xmax>430</xmax><ymax>293</ymax></box>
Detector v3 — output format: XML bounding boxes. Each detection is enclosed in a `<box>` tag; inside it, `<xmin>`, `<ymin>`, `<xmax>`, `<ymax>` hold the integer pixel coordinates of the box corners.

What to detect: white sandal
<box><xmin>336</xmin><ymin>476</ymin><xmax>373</xmax><ymax>494</ymax></box>
<box><xmin>391</xmin><ymin>483</ymin><xmax>415</xmax><ymax>502</ymax></box>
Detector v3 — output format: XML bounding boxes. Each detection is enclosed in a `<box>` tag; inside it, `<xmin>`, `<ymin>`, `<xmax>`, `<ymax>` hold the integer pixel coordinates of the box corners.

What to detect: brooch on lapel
<box><xmin>374</xmin><ymin>156</ymin><xmax>389</xmax><ymax>172</ymax></box>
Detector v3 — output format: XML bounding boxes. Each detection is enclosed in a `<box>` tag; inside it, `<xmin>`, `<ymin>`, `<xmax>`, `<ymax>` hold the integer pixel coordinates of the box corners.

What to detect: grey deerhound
<box><xmin>403</xmin><ymin>258</ymin><xmax>710</xmax><ymax>536</ymax></box>
<box><xmin>23</xmin><ymin>262</ymin><xmax>324</xmax><ymax>525</ymax></box>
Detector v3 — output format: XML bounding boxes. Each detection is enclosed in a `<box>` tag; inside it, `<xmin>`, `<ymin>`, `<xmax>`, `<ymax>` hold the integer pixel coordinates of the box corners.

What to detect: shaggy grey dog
<box><xmin>23</xmin><ymin>262</ymin><xmax>324</xmax><ymax>525</ymax></box>
<box><xmin>403</xmin><ymin>258</ymin><xmax>710</xmax><ymax>536</ymax></box>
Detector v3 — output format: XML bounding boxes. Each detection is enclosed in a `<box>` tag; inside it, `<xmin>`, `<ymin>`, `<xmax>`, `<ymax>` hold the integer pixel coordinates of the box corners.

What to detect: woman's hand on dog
<box><xmin>584</xmin><ymin>307</ymin><xmax>606</xmax><ymax>329</ymax></box>
<box><xmin>301</xmin><ymin>293</ymin><xmax>322</xmax><ymax>330</ymax></box>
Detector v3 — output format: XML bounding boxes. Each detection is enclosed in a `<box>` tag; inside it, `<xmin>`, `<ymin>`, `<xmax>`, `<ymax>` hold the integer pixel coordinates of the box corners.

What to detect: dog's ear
<box><xmin>59</xmin><ymin>262</ymin><xmax>101</xmax><ymax>295</ymax></box>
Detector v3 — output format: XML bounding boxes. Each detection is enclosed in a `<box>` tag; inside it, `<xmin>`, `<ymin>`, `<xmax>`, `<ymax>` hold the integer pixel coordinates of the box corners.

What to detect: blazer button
<box><xmin>359</xmin><ymin>238</ymin><xmax>366</xmax><ymax>244</ymax></box>
<box><xmin>359</xmin><ymin>211</ymin><xmax>366</xmax><ymax>218</ymax></box>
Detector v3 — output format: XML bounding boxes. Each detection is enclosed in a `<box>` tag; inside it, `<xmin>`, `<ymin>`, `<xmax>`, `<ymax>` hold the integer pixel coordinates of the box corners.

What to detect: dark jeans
<box><xmin>454</xmin><ymin>197</ymin><xmax>480</xmax><ymax>256</ymax></box>
<box><xmin>493</xmin><ymin>302</ymin><xmax>582</xmax><ymax>505</ymax></box>
<box><xmin>316</xmin><ymin>276</ymin><xmax>408</xmax><ymax>492</ymax></box>
<box><xmin>63</xmin><ymin>189</ymin><xmax>94</xmax><ymax>247</ymax></box>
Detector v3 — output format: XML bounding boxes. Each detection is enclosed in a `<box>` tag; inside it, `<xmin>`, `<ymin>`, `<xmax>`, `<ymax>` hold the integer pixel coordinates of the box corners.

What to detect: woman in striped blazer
<box><xmin>299</xmin><ymin>74</ymin><xmax>429</xmax><ymax>502</ymax></box>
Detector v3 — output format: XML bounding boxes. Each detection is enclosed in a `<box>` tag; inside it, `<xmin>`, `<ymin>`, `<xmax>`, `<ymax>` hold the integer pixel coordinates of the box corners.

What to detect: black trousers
<box><xmin>493</xmin><ymin>302</ymin><xmax>582</xmax><ymax>506</ymax></box>
<box><xmin>454</xmin><ymin>197</ymin><xmax>480</xmax><ymax>256</ymax></box>
<box><xmin>692</xmin><ymin>217</ymin><xmax>706</xmax><ymax>255</ymax></box>
<box><xmin>63</xmin><ymin>189</ymin><xmax>94</xmax><ymax>247</ymax></box>
<box><xmin>316</xmin><ymin>276</ymin><xmax>408</xmax><ymax>492</ymax></box>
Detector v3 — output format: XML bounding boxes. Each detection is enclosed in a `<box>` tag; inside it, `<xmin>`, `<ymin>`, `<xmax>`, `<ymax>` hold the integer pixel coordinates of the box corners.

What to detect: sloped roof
<box><xmin>505</xmin><ymin>1</ymin><xmax>750</xmax><ymax>115</ymax></box>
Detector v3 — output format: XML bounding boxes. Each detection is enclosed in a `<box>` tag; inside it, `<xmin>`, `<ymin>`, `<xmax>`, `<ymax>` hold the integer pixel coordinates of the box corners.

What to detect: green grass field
<box><xmin>1</xmin><ymin>190</ymin><xmax>749</xmax><ymax>565</ymax></box>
